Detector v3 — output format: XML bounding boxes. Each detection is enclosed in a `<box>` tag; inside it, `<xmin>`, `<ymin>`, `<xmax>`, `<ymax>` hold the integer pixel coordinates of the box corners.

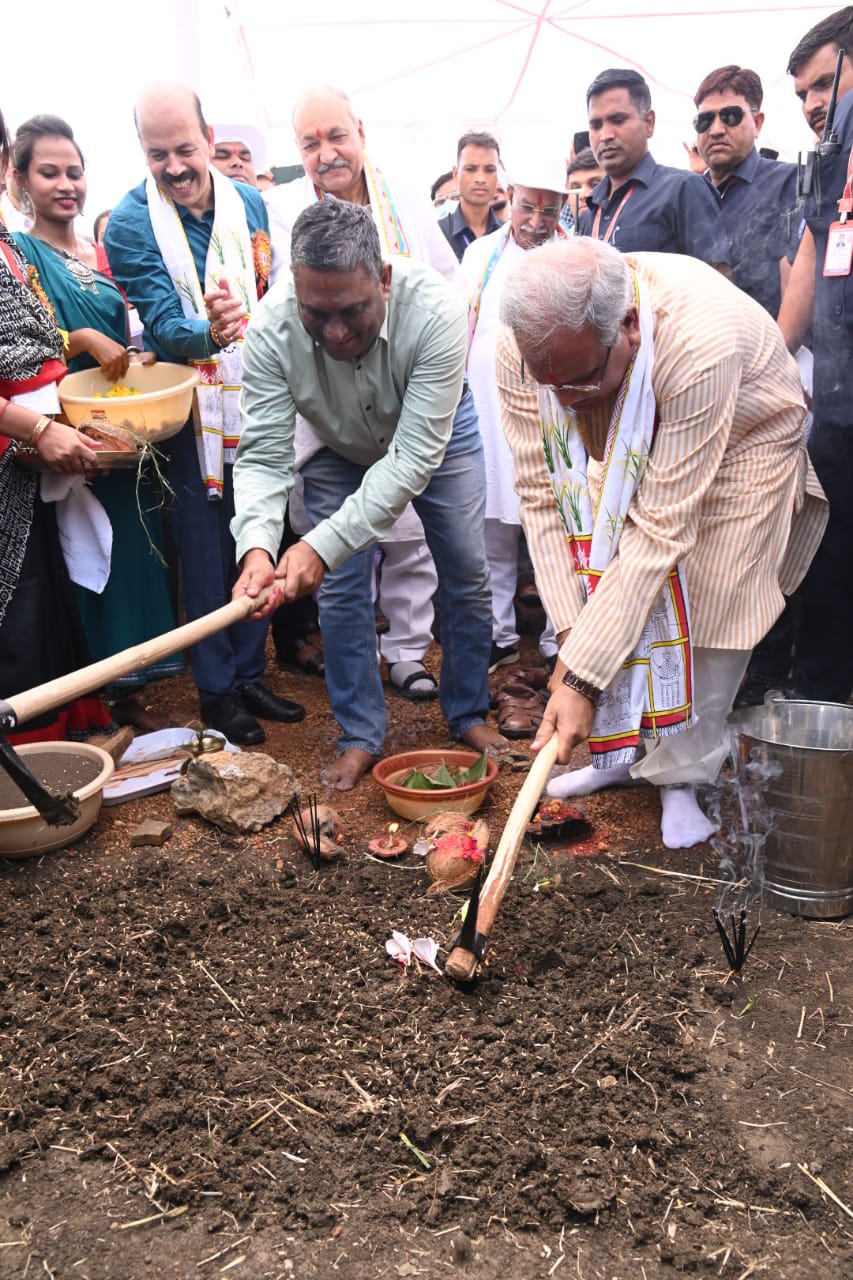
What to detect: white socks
<box><xmin>546</xmin><ymin>761</ymin><xmax>635</xmax><ymax>798</ymax></box>
<box><xmin>546</xmin><ymin>767</ymin><xmax>717</xmax><ymax>850</ymax></box>
<box><xmin>659</xmin><ymin>785</ymin><xmax>718</xmax><ymax>849</ymax></box>
<box><xmin>388</xmin><ymin>661</ymin><xmax>436</xmax><ymax>696</ymax></box>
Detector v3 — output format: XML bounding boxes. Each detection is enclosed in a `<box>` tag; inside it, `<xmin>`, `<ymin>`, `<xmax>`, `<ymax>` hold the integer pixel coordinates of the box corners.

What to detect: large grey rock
<box><xmin>171</xmin><ymin>752</ymin><xmax>297</xmax><ymax>834</ymax></box>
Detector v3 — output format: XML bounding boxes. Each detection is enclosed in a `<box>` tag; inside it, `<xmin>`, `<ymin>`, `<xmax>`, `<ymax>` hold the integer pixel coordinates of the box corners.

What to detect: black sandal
<box><xmin>388</xmin><ymin>663</ymin><xmax>439</xmax><ymax>701</ymax></box>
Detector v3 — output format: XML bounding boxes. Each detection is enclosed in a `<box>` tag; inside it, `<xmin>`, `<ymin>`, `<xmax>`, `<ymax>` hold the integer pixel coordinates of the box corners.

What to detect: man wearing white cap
<box><xmin>461</xmin><ymin>162</ymin><xmax>567</xmax><ymax>712</ymax></box>
<box><xmin>211</xmin><ymin>124</ymin><xmax>268</xmax><ymax>189</ymax></box>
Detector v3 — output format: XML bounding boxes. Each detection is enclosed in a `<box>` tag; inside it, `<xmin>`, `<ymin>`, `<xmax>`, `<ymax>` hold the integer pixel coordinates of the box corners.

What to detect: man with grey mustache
<box><xmin>262</xmin><ymin>86</ymin><xmax>463</xmax><ymax>722</ymax></box>
<box><xmin>258</xmin><ymin>87</ymin><xmax>506</xmax><ymax>789</ymax></box>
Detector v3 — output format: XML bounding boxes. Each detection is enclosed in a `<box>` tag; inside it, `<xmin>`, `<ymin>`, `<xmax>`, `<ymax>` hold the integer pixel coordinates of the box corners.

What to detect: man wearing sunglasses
<box><xmin>495</xmin><ymin>238</ymin><xmax>826</xmax><ymax>851</ymax></box>
<box><xmin>579</xmin><ymin>68</ymin><xmax>729</xmax><ymax>271</ymax></box>
<box><xmin>693</xmin><ymin>66</ymin><xmax>799</xmax><ymax>319</ymax></box>
<box><xmin>693</xmin><ymin>67</ymin><xmax>802</xmax><ymax>713</ymax></box>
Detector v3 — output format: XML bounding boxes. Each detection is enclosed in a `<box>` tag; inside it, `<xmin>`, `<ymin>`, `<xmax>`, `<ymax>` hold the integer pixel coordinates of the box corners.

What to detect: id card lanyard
<box><xmin>592</xmin><ymin>185</ymin><xmax>635</xmax><ymax>244</ymax></box>
<box><xmin>823</xmin><ymin>144</ymin><xmax>853</xmax><ymax>276</ymax></box>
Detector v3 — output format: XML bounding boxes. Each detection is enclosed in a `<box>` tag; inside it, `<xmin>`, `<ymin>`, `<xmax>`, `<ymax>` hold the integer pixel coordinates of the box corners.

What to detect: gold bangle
<box><xmin>26</xmin><ymin>416</ymin><xmax>53</xmax><ymax>450</ymax></box>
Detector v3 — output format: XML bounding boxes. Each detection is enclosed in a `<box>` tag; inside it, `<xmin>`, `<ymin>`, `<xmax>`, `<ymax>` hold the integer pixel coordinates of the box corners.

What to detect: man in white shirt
<box><xmin>265</xmin><ymin>85</ymin><xmax>462</xmax><ymax>702</ymax></box>
<box><xmin>461</xmin><ymin>160</ymin><xmax>567</xmax><ymax>687</ymax></box>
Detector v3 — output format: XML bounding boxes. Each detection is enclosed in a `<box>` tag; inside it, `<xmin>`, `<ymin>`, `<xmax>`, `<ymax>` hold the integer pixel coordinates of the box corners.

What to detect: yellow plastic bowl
<box><xmin>0</xmin><ymin>742</ymin><xmax>115</xmax><ymax>859</ymax></box>
<box><xmin>59</xmin><ymin>363</ymin><xmax>199</xmax><ymax>441</ymax></box>
<box><xmin>372</xmin><ymin>749</ymin><xmax>498</xmax><ymax>820</ymax></box>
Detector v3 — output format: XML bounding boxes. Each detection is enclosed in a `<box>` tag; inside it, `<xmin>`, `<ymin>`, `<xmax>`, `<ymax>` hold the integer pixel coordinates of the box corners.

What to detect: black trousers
<box><xmin>791</xmin><ymin>420</ymin><xmax>853</xmax><ymax>703</ymax></box>
<box><xmin>269</xmin><ymin>507</ymin><xmax>319</xmax><ymax>654</ymax></box>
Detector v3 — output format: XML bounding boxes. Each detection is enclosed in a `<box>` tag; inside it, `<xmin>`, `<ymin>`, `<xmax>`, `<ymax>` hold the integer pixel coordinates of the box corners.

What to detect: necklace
<box><xmin>33</xmin><ymin>234</ymin><xmax>97</xmax><ymax>292</ymax></box>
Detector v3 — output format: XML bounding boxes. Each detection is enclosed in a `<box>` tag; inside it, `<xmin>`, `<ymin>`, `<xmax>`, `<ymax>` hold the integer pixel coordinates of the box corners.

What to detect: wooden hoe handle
<box><xmin>1</xmin><ymin>590</ymin><xmax>270</xmax><ymax>731</ymax></box>
<box><xmin>444</xmin><ymin>733</ymin><xmax>560</xmax><ymax>981</ymax></box>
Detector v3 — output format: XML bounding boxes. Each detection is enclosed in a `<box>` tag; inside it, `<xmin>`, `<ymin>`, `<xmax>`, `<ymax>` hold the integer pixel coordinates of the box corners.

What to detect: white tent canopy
<box><xmin>3</xmin><ymin>0</ymin><xmax>839</xmax><ymax>230</ymax></box>
<box><xmin>234</xmin><ymin>0</ymin><xmax>834</xmax><ymax>170</ymax></box>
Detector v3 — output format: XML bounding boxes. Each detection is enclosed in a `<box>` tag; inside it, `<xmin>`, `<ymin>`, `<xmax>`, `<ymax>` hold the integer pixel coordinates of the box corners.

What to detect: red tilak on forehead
<box><xmin>315</xmin><ymin>128</ymin><xmax>322</xmax><ymax>138</ymax></box>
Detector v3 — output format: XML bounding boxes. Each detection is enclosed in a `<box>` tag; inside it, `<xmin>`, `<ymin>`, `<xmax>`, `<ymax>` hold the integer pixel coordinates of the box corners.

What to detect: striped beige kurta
<box><xmin>497</xmin><ymin>252</ymin><xmax>828</xmax><ymax>693</ymax></box>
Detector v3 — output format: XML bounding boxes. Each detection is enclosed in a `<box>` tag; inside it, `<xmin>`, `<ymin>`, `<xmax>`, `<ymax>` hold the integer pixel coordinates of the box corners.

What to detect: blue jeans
<box><xmin>301</xmin><ymin>389</ymin><xmax>492</xmax><ymax>754</ymax></box>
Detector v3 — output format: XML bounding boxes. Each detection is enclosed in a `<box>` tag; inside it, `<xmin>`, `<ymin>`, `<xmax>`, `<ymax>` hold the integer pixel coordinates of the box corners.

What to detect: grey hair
<box><xmin>499</xmin><ymin>238</ymin><xmax>632</xmax><ymax>358</ymax></box>
<box><xmin>292</xmin><ymin>85</ymin><xmax>360</xmax><ymax>131</ymax></box>
<box><xmin>290</xmin><ymin>200</ymin><xmax>383</xmax><ymax>278</ymax></box>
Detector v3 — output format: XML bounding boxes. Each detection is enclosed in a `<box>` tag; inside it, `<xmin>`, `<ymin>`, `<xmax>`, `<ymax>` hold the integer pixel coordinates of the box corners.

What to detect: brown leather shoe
<box><xmin>276</xmin><ymin>637</ymin><xmax>325</xmax><ymax>677</ymax></box>
<box><xmin>494</xmin><ymin>682</ymin><xmax>547</xmax><ymax>740</ymax></box>
<box><xmin>488</xmin><ymin>664</ymin><xmax>550</xmax><ymax>708</ymax></box>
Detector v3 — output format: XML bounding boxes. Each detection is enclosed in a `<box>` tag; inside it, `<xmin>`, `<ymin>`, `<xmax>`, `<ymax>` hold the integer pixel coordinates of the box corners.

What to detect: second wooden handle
<box><xmin>444</xmin><ymin>734</ymin><xmax>560</xmax><ymax>981</ymax></box>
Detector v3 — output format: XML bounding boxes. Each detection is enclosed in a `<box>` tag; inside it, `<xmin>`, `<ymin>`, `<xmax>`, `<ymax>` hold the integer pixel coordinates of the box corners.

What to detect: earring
<box><xmin>19</xmin><ymin>190</ymin><xmax>35</xmax><ymax>220</ymax></box>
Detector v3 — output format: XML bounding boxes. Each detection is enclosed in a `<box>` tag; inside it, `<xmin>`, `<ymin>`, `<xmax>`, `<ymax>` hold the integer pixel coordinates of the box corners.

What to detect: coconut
<box><xmin>291</xmin><ymin>804</ymin><xmax>344</xmax><ymax>861</ymax></box>
<box><xmin>423</xmin><ymin>811</ymin><xmax>473</xmax><ymax>839</ymax></box>
<box><xmin>425</xmin><ymin>817</ymin><xmax>489</xmax><ymax>894</ymax></box>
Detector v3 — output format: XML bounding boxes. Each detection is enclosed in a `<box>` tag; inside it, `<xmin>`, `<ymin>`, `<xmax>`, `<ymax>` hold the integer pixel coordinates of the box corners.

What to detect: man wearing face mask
<box><xmin>461</xmin><ymin>161</ymin><xmax>568</xmax><ymax>699</ymax></box>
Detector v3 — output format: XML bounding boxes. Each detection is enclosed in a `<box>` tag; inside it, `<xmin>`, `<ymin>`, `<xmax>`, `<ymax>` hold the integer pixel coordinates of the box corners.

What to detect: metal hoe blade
<box><xmin>0</xmin><ymin>733</ymin><xmax>80</xmax><ymax>826</ymax></box>
<box><xmin>453</xmin><ymin>863</ymin><xmax>488</xmax><ymax>963</ymax></box>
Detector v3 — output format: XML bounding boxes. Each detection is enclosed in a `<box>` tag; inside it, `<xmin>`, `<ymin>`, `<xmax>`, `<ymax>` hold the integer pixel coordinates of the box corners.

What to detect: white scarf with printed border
<box><xmin>146</xmin><ymin>166</ymin><xmax>256</xmax><ymax>499</ymax></box>
<box><xmin>540</xmin><ymin>272</ymin><xmax>694</xmax><ymax>768</ymax></box>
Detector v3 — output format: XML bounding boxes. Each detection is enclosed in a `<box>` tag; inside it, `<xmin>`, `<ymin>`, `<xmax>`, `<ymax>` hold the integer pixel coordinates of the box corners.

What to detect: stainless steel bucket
<box><xmin>727</xmin><ymin>700</ymin><xmax>853</xmax><ymax>918</ymax></box>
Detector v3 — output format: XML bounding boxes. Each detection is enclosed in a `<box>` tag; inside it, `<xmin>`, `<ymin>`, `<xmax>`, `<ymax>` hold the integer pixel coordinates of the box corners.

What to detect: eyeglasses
<box><xmin>693</xmin><ymin>105</ymin><xmax>746</xmax><ymax>134</ymax></box>
<box><xmin>520</xmin><ymin>345</ymin><xmax>612</xmax><ymax>395</ymax></box>
<box><xmin>515</xmin><ymin>199</ymin><xmax>563</xmax><ymax>219</ymax></box>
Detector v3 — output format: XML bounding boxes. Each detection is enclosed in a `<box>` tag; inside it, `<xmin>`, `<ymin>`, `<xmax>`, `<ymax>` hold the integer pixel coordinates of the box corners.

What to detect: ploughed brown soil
<box><xmin>1</xmin><ymin>638</ymin><xmax>851</xmax><ymax>1279</ymax></box>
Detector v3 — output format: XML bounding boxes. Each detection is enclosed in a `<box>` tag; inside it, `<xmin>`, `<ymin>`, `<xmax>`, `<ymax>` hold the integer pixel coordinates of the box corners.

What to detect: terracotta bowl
<box><xmin>372</xmin><ymin>749</ymin><xmax>498</xmax><ymax>820</ymax></box>
<box><xmin>0</xmin><ymin>742</ymin><xmax>115</xmax><ymax>859</ymax></box>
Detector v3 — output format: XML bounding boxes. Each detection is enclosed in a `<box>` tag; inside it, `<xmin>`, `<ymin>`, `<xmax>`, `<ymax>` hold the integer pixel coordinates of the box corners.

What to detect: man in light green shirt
<box><xmin>232</xmin><ymin>201</ymin><xmax>506</xmax><ymax>788</ymax></box>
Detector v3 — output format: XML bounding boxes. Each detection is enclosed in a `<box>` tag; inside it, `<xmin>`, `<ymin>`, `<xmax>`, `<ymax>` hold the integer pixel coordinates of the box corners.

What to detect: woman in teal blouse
<box><xmin>14</xmin><ymin>114</ymin><xmax>182</xmax><ymax>727</ymax></box>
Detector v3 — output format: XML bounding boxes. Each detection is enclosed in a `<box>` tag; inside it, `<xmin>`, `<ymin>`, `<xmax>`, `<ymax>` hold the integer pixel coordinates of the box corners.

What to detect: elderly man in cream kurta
<box><xmin>497</xmin><ymin>238</ymin><xmax>826</xmax><ymax>849</ymax></box>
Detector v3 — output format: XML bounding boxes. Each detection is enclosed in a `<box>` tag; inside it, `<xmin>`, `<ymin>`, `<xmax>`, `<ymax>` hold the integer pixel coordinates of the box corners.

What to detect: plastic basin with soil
<box><xmin>0</xmin><ymin>742</ymin><xmax>115</xmax><ymax>859</ymax></box>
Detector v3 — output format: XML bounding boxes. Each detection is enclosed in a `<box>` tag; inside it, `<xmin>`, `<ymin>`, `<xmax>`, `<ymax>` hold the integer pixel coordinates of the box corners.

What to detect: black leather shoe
<box><xmin>239</xmin><ymin>681</ymin><xmax>305</xmax><ymax>724</ymax></box>
<box><xmin>200</xmin><ymin>691</ymin><xmax>265</xmax><ymax>746</ymax></box>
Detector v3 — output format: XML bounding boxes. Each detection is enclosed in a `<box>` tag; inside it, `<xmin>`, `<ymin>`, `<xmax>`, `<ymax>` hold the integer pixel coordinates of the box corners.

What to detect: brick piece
<box><xmin>130</xmin><ymin>819</ymin><xmax>174</xmax><ymax>848</ymax></box>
